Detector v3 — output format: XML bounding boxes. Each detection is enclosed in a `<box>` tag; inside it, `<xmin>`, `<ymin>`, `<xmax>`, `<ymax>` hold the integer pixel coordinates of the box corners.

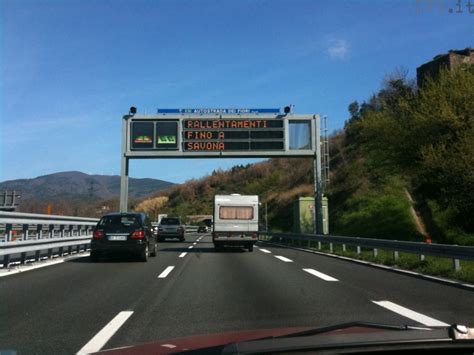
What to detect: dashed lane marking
<box><xmin>303</xmin><ymin>268</ymin><xmax>339</xmax><ymax>281</ymax></box>
<box><xmin>372</xmin><ymin>300</ymin><xmax>449</xmax><ymax>327</ymax></box>
<box><xmin>76</xmin><ymin>311</ymin><xmax>133</xmax><ymax>354</ymax></box>
<box><xmin>158</xmin><ymin>266</ymin><xmax>175</xmax><ymax>279</ymax></box>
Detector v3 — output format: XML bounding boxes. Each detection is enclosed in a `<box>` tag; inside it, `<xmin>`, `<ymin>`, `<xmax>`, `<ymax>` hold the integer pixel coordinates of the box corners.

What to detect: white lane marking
<box><xmin>161</xmin><ymin>344</ymin><xmax>177</xmax><ymax>348</ymax></box>
<box><xmin>158</xmin><ymin>266</ymin><xmax>175</xmax><ymax>279</ymax></box>
<box><xmin>372</xmin><ymin>301</ymin><xmax>449</xmax><ymax>327</ymax></box>
<box><xmin>188</xmin><ymin>246</ymin><xmax>194</xmax><ymax>249</ymax></box>
<box><xmin>193</xmin><ymin>242</ymin><xmax>197</xmax><ymax>245</ymax></box>
<box><xmin>77</xmin><ymin>311</ymin><xmax>133</xmax><ymax>354</ymax></box>
<box><xmin>303</xmin><ymin>268</ymin><xmax>339</xmax><ymax>281</ymax></box>
<box><xmin>0</xmin><ymin>253</ymin><xmax>89</xmax><ymax>278</ymax></box>
<box><xmin>258</xmin><ymin>249</ymin><xmax>272</xmax><ymax>254</ymax></box>
<box><xmin>274</xmin><ymin>255</ymin><xmax>293</xmax><ymax>262</ymax></box>
<box><xmin>179</xmin><ymin>252</ymin><xmax>187</xmax><ymax>258</ymax></box>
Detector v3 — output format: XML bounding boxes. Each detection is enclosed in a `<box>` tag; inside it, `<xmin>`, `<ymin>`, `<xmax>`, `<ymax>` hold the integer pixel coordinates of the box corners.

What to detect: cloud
<box><xmin>327</xmin><ymin>39</ymin><xmax>350</xmax><ymax>60</ymax></box>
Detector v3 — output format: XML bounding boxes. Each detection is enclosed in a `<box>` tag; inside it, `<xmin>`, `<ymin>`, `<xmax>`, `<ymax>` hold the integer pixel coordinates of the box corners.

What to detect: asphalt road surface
<box><xmin>1</xmin><ymin>232</ymin><xmax>473</xmax><ymax>354</ymax></box>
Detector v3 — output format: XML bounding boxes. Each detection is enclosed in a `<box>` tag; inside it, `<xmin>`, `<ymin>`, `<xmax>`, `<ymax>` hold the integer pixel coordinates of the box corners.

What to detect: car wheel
<box><xmin>140</xmin><ymin>244</ymin><xmax>149</xmax><ymax>262</ymax></box>
<box><xmin>247</xmin><ymin>244</ymin><xmax>254</xmax><ymax>252</ymax></box>
<box><xmin>150</xmin><ymin>242</ymin><xmax>157</xmax><ymax>257</ymax></box>
<box><xmin>90</xmin><ymin>250</ymin><xmax>100</xmax><ymax>262</ymax></box>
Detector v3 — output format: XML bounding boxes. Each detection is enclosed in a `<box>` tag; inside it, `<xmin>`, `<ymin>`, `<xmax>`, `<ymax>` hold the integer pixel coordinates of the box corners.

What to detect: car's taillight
<box><xmin>93</xmin><ymin>230</ymin><xmax>104</xmax><ymax>239</ymax></box>
<box><xmin>131</xmin><ymin>230</ymin><xmax>145</xmax><ymax>239</ymax></box>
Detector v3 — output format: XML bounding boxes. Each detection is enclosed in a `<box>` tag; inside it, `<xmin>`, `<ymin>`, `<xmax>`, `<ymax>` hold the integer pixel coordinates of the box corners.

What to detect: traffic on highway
<box><xmin>1</xmin><ymin>228</ymin><xmax>474</xmax><ymax>354</ymax></box>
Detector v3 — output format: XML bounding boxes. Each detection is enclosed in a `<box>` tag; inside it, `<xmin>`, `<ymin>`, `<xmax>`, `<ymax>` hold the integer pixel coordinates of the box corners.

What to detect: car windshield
<box><xmin>160</xmin><ymin>218</ymin><xmax>180</xmax><ymax>225</ymax></box>
<box><xmin>2</xmin><ymin>1</ymin><xmax>474</xmax><ymax>354</ymax></box>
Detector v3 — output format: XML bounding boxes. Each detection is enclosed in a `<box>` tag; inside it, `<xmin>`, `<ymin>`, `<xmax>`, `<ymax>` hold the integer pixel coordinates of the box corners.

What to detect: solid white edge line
<box><xmin>274</xmin><ymin>255</ymin><xmax>293</xmax><ymax>262</ymax></box>
<box><xmin>303</xmin><ymin>268</ymin><xmax>339</xmax><ymax>281</ymax></box>
<box><xmin>158</xmin><ymin>266</ymin><xmax>175</xmax><ymax>279</ymax></box>
<box><xmin>372</xmin><ymin>300</ymin><xmax>449</xmax><ymax>327</ymax></box>
<box><xmin>179</xmin><ymin>252</ymin><xmax>187</xmax><ymax>258</ymax></box>
<box><xmin>76</xmin><ymin>311</ymin><xmax>133</xmax><ymax>354</ymax></box>
<box><xmin>0</xmin><ymin>253</ymin><xmax>90</xmax><ymax>278</ymax></box>
<box><xmin>258</xmin><ymin>249</ymin><xmax>272</xmax><ymax>254</ymax></box>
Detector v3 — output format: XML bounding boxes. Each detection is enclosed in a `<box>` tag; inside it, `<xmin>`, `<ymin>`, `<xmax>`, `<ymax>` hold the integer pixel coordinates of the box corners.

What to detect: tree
<box><xmin>134</xmin><ymin>196</ymin><xmax>169</xmax><ymax>220</ymax></box>
<box><xmin>357</xmin><ymin>66</ymin><xmax>474</xmax><ymax>235</ymax></box>
<box><xmin>348</xmin><ymin>101</ymin><xmax>360</xmax><ymax>121</ymax></box>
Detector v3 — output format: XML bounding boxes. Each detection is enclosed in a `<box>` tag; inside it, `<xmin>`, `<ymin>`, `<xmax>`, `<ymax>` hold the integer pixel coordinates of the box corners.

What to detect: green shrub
<box><xmin>334</xmin><ymin>192</ymin><xmax>422</xmax><ymax>241</ymax></box>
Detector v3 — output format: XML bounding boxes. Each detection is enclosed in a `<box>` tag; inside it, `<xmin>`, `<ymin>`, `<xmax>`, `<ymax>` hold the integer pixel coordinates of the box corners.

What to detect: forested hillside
<box><xmin>1</xmin><ymin>172</ymin><xmax>173</xmax><ymax>217</ymax></box>
<box><xmin>344</xmin><ymin>66</ymin><xmax>474</xmax><ymax>245</ymax></box>
<box><xmin>138</xmin><ymin>66</ymin><xmax>474</xmax><ymax>245</ymax></box>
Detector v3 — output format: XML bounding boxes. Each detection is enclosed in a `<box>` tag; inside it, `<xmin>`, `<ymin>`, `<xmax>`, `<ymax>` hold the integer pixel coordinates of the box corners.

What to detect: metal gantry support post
<box><xmin>120</xmin><ymin>115</ymin><xmax>130</xmax><ymax>212</ymax></box>
<box><xmin>322</xmin><ymin>116</ymin><xmax>330</xmax><ymax>190</ymax></box>
<box><xmin>265</xmin><ymin>201</ymin><xmax>268</xmax><ymax>232</ymax></box>
<box><xmin>313</xmin><ymin>115</ymin><xmax>323</xmax><ymax>235</ymax></box>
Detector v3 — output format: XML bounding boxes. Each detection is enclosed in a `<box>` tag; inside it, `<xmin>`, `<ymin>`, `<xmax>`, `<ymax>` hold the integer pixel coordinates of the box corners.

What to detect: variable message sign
<box><xmin>125</xmin><ymin>110</ymin><xmax>315</xmax><ymax>157</ymax></box>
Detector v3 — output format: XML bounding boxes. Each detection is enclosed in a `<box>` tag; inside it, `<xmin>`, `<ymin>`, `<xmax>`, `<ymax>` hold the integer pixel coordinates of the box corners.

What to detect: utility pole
<box><xmin>88</xmin><ymin>180</ymin><xmax>95</xmax><ymax>197</ymax></box>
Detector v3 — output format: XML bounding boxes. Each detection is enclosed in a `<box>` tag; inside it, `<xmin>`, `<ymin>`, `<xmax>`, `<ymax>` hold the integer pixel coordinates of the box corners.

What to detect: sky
<box><xmin>1</xmin><ymin>0</ymin><xmax>473</xmax><ymax>184</ymax></box>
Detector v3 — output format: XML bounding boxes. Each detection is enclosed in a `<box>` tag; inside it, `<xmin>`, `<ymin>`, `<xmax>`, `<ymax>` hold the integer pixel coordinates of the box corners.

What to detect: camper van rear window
<box><xmin>219</xmin><ymin>206</ymin><xmax>254</xmax><ymax>220</ymax></box>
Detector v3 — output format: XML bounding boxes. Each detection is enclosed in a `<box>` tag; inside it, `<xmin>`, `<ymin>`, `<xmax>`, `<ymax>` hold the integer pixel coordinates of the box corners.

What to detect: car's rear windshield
<box><xmin>219</xmin><ymin>206</ymin><xmax>254</xmax><ymax>220</ymax></box>
<box><xmin>98</xmin><ymin>215</ymin><xmax>141</xmax><ymax>228</ymax></box>
<box><xmin>160</xmin><ymin>218</ymin><xmax>180</xmax><ymax>225</ymax></box>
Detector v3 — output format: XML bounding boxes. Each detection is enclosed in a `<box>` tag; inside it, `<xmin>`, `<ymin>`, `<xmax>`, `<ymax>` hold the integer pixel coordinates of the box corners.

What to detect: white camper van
<box><xmin>213</xmin><ymin>194</ymin><xmax>259</xmax><ymax>252</ymax></box>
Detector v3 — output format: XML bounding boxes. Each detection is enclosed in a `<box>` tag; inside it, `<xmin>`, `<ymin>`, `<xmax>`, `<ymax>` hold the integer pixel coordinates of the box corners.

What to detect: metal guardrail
<box><xmin>260</xmin><ymin>232</ymin><xmax>474</xmax><ymax>271</ymax></box>
<box><xmin>1</xmin><ymin>211</ymin><xmax>99</xmax><ymax>268</ymax></box>
<box><xmin>0</xmin><ymin>190</ymin><xmax>20</xmax><ymax>211</ymax></box>
<box><xmin>185</xmin><ymin>225</ymin><xmax>199</xmax><ymax>232</ymax></box>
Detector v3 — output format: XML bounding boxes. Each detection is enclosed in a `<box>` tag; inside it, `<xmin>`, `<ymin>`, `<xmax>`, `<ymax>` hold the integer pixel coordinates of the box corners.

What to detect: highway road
<box><xmin>1</xmin><ymin>232</ymin><xmax>473</xmax><ymax>354</ymax></box>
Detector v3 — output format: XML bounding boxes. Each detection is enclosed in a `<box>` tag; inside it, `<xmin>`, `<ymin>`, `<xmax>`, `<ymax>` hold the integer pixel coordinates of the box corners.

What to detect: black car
<box><xmin>91</xmin><ymin>212</ymin><xmax>157</xmax><ymax>262</ymax></box>
<box><xmin>197</xmin><ymin>225</ymin><xmax>210</xmax><ymax>233</ymax></box>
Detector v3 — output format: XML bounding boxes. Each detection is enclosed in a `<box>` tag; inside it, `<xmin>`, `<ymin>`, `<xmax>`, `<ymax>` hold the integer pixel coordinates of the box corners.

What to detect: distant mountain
<box><xmin>0</xmin><ymin>171</ymin><xmax>174</xmax><ymax>201</ymax></box>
